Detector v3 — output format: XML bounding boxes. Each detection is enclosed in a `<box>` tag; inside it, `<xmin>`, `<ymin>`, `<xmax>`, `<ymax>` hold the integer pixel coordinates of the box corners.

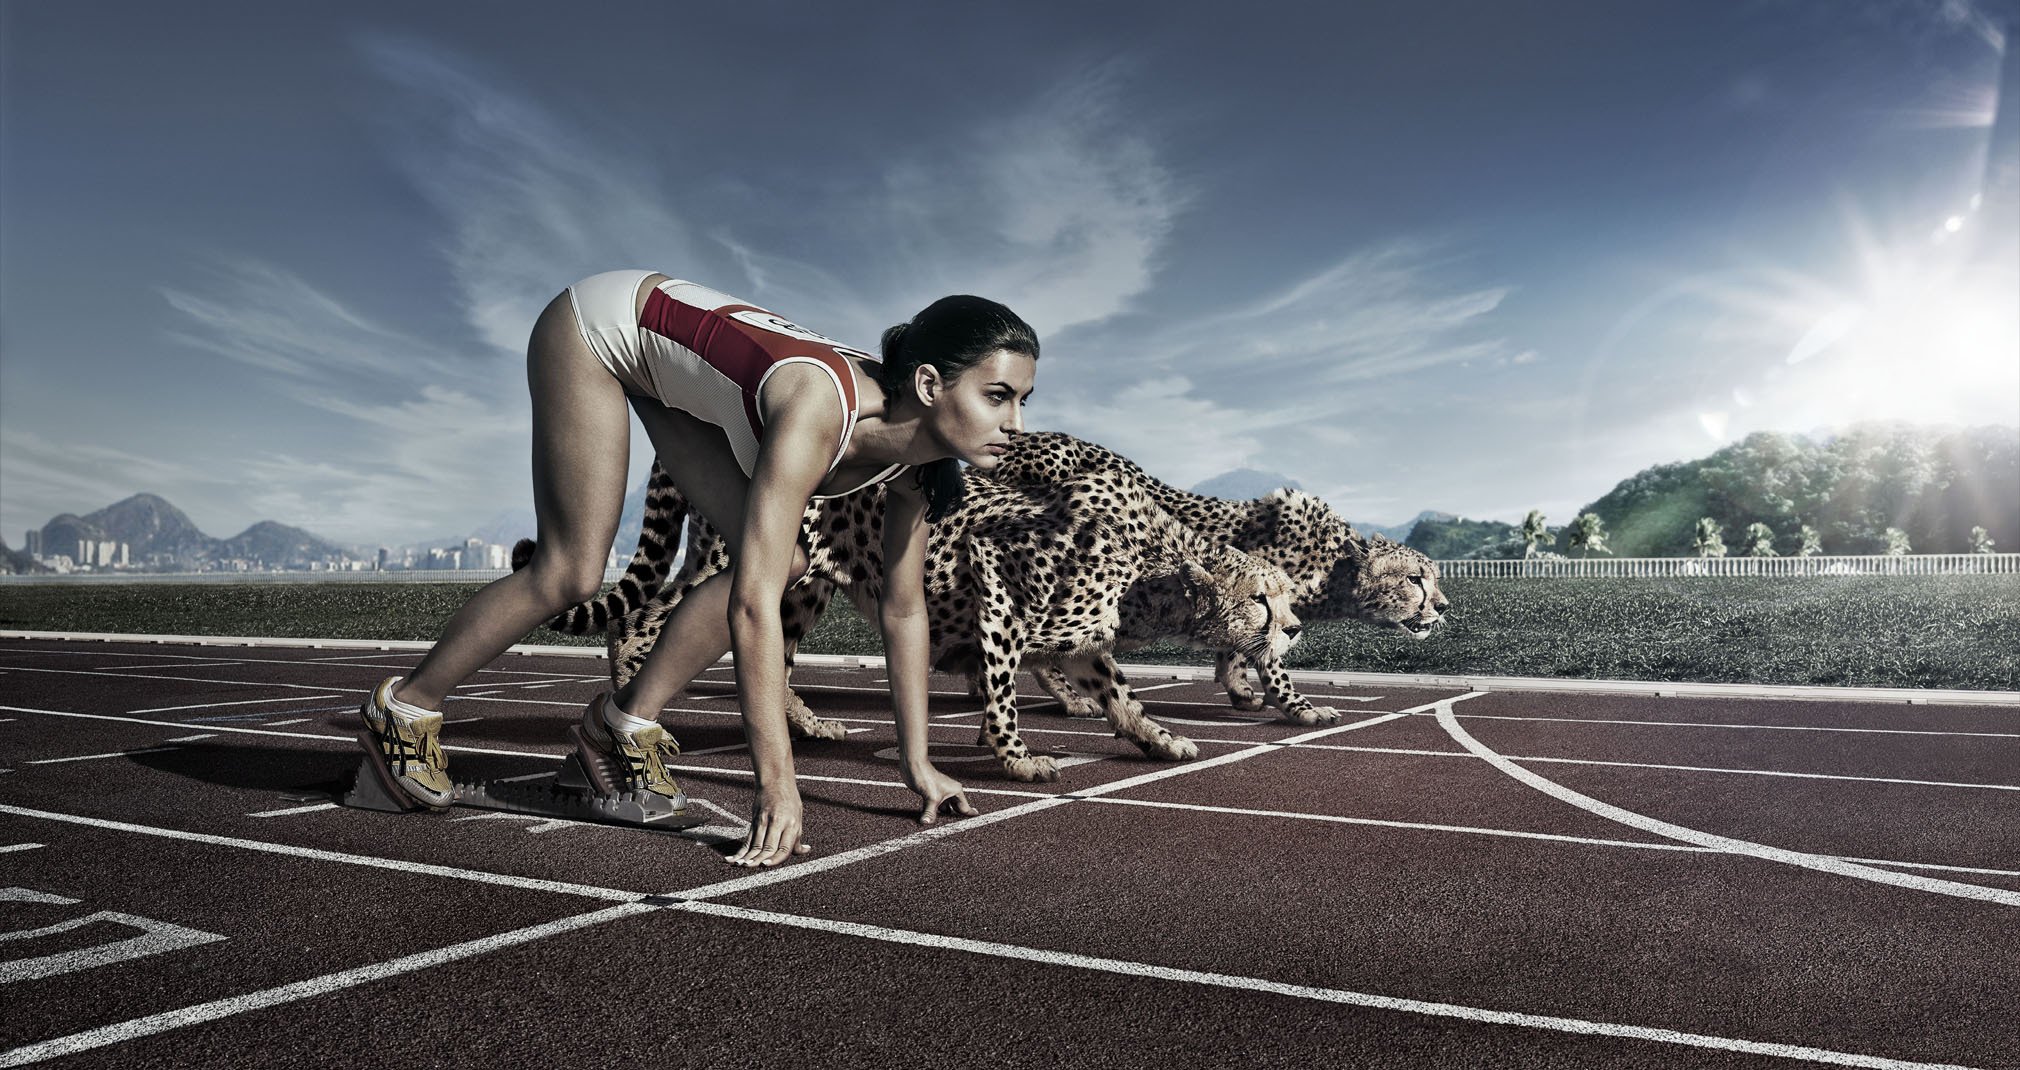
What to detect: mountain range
<box><xmin>9</xmin><ymin>421</ymin><xmax>2012</xmax><ymax>574</ymax></box>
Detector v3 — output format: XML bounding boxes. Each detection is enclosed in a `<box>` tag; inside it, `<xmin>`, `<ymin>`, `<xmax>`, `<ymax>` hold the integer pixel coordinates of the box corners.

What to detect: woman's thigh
<box><xmin>629</xmin><ymin>402</ymin><xmax>764</xmax><ymax>558</ymax></box>
<box><xmin>526</xmin><ymin>290</ymin><xmax>632</xmax><ymax>561</ymax></box>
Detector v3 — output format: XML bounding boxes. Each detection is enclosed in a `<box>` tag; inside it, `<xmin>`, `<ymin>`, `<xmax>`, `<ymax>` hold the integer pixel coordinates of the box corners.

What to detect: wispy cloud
<box><xmin>360</xmin><ymin>34</ymin><xmax>712</xmax><ymax>354</ymax></box>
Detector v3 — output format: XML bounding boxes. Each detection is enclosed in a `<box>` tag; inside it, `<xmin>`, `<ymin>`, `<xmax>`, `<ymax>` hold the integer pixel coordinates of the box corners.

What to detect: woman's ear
<box><xmin>913</xmin><ymin>364</ymin><xmax>942</xmax><ymax>407</ymax></box>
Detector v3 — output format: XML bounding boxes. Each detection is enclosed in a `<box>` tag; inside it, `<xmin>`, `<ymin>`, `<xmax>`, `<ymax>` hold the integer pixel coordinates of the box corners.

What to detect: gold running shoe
<box><xmin>356</xmin><ymin>677</ymin><xmax>453</xmax><ymax>811</ymax></box>
<box><xmin>571</xmin><ymin>693</ymin><xmax>688</xmax><ymax>806</ymax></box>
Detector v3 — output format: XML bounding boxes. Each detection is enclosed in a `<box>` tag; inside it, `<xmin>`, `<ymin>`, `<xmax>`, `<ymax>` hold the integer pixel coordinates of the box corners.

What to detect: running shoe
<box><xmin>356</xmin><ymin>677</ymin><xmax>453</xmax><ymax>811</ymax></box>
<box><xmin>572</xmin><ymin>692</ymin><xmax>688</xmax><ymax>804</ymax></box>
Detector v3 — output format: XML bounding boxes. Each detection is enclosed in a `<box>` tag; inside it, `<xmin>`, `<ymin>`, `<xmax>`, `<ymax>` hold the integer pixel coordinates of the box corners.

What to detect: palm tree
<box><xmin>1797</xmin><ymin>524</ymin><xmax>1823</xmax><ymax>557</ymax></box>
<box><xmin>1566</xmin><ymin>513</ymin><xmax>1611</xmax><ymax>558</ymax></box>
<box><xmin>1520</xmin><ymin>509</ymin><xmax>1548</xmax><ymax>559</ymax></box>
<box><xmin>1693</xmin><ymin>517</ymin><xmax>1727</xmax><ymax>558</ymax></box>
<box><xmin>1744</xmin><ymin>522</ymin><xmax>1778</xmax><ymax>557</ymax></box>
<box><xmin>1971</xmin><ymin>526</ymin><xmax>1996</xmax><ymax>554</ymax></box>
<box><xmin>1884</xmin><ymin>527</ymin><xmax>1912</xmax><ymax>555</ymax></box>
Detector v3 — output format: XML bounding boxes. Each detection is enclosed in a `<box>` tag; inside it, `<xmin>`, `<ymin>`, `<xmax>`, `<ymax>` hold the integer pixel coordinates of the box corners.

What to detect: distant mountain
<box><xmin>1569</xmin><ymin>423</ymin><xmax>2017</xmax><ymax>557</ymax></box>
<box><xmin>1190</xmin><ymin>469</ymin><xmax>1302</xmax><ymax>500</ymax></box>
<box><xmin>221</xmin><ymin>521</ymin><xmax>346</xmax><ymax>566</ymax></box>
<box><xmin>1361</xmin><ymin>509</ymin><xmax>1456</xmax><ymax>544</ymax></box>
<box><xmin>82</xmin><ymin>493</ymin><xmax>213</xmax><ymax>559</ymax></box>
<box><xmin>1407</xmin><ymin>516</ymin><xmax>1527</xmax><ymax>559</ymax></box>
<box><xmin>31</xmin><ymin>493</ymin><xmax>355</xmax><ymax>571</ymax></box>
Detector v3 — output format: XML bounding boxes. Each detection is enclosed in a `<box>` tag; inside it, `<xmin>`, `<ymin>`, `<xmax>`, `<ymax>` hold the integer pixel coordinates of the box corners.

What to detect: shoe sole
<box><xmin>354</xmin><ymin>727</ymin><xmax>452</xmax><ymax>813</ymax></box>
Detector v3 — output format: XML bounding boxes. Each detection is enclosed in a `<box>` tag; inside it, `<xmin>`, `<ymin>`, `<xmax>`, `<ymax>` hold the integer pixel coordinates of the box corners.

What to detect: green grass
<box><xmin>2</xmin><ymin>574</ymin><xmax>2014</xmax><ymax>691</ymax></box>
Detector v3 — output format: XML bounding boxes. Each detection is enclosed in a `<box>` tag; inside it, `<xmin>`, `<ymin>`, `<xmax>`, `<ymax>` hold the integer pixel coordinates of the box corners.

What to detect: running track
<box><xmin>0</xmin><ymin>635</ymin><xmax>2015</xmax><ymax>1069</ymax></box>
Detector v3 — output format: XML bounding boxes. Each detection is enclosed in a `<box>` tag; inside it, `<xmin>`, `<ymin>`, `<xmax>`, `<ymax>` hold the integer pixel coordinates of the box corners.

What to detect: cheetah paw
<box><xmin>1145</xmin><ymin>734</ymin><xmax>1198</xmax><ymax>762</ymax></box>
<box><xmin>787</xmin><ymin>712</ymin><xmax>850</xmax><ymax>741</ymax></box>
<box><xmin>1227</xmin><ymin>692</ymin><xmax>1266</xmax><ymax>712</ymax></box>
<box><xmin>1058</xmin><ymin>695</ymin><xmax>1102</xmax><ymax>718</ymax></box>
<box><xmin>1282</xmin><ymin>704</ymin><xmax>1342</xmax><ymax>725</ymax></box>
<box><xmin>1002</xmin><ymin>755</ymin><xmax>1061</xmax><ymax>782</ymax></box>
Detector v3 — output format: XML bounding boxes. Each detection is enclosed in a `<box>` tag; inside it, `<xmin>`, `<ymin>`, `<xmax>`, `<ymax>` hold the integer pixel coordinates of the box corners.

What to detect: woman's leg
<box><xmin>393</xmin><ymin>290</ymin><xmax>632</xmax><ymax>711</ymax></box>
<box><xmin>613</xmin><ymin>402</ymin><xmax>806</xmax><ymax>719</ymax></box>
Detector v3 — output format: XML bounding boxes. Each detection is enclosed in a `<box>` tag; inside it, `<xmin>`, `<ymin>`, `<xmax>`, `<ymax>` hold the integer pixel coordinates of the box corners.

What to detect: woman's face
<box><xmin>923</xmin><ymin>349</ymin><xmax>1037</xmax><ymax>468</ymax></box>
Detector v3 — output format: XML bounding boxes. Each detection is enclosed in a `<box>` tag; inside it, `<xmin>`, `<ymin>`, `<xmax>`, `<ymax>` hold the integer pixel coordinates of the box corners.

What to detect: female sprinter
<box><xmin>354</xmin><ymin>271</ymin><xmax>1039</xmax><ymax>868</ymax></box>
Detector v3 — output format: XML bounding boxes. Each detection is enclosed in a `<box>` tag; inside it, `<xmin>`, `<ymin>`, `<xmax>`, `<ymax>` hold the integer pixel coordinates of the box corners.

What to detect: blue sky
<box><xmin>3</xmin><ymin>0</ymin><xmax>2015</xmax><ymax>547</ymax></box>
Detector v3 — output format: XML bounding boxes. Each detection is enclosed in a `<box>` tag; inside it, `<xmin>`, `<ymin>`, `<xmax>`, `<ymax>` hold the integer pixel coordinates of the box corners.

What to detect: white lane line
<box><xmin>2</xmin><ymin>665</ymin><xmax>348</xmax><ymax>694</ymax></box>
<box><xmin>0</xmin><ymin>902</ymin><xmax>655</xmax><ymax>1068</ymax></box>
<box><xmin>0</xmin><ymin>844</ymin><xmax>44</xmax><ymax>854</ymax></box>
<box><xmin>443</xmin><ymin>717</ymin><xmax>485</xmax><ymax>725</ymax></box>
<box><xmin>0</xmin><ymin>804</ymin><xmax>641</xmax><ymax>901</ymax></box>
<box><xmin>261</xmin><ymin>719</ymin><xmax>313</xmax><ymax>727</ymax></box>
<box><xmin>245</xmin><ymin>803</ymin><xmax>340</xmax><ymax>818</ymax></box>
<box><xmin>679</xmin><ymin>900</ymin><xmax>1986</xmax><ymax>1070</ymax></box>
<box><xmin>129</xmin><ymin>695</ymin><xmax>344</xmax><ymax>715</ymax></box>
<box><xmin>163</xmin><ymin>734</ymin><xmax>216</xmax><ymax>743</ymax></box>
<box><xmin>97</xmin><ymin>660</ymin><xmax>251</xmax><ymax>671</ymax></box>
<box><xmin>0</xmin><ymin>706</ymin><xmax>563</xmax><ymax>762</ymax></box>
<box><xmin>1126</xmin><ymin>681</ymin><xmax>1192</xmax><ymax>695</ymax></box>
<box><xmin>1432</xmin><ymin>703</ymin><xmax>2020</xmax><ymax>907</ymax></box>
<box><xmin>0</xmin><ymin>912</ymin><xmax>227</xmax><ymax>983</ymax></box>
<box><xmin>682</xmin><ymin>742</ymin><xmax>750</xmax><ymax>757</ymax></box>
<box><xmin>668</xmin><ymin>704</ymin><xmax>1441</xmax><ymax>902</ymax></box>
<box><xmin>1416</xmin><ymin>711</ymin><xmax>2020</xmax><ymax>740</ymax></box>
<box><xmin>1252</xmin><ymin>743</ymin><xmax>2020</xmax><ymax>793</ymax></box>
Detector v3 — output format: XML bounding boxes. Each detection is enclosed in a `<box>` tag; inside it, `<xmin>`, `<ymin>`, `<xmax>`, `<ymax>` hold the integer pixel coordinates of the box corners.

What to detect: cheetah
<box><xmin>520</xmin><ymin>469</ymin><xmax>1301</xmax><ymax>782</ymax></box>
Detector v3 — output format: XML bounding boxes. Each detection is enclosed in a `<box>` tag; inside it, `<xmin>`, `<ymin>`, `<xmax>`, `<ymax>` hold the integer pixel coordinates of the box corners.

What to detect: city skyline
<box><xmin>3</xmin><ymin>1</ymin><xmax>2016</xmax><ymax>546</ymax></box>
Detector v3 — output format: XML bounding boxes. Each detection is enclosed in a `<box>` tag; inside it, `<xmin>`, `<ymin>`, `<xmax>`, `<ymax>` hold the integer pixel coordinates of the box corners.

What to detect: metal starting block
<box><xmin>332</xmin><ymin>735</ymin><xmax>709</xmax><ymax>832</ymax></box>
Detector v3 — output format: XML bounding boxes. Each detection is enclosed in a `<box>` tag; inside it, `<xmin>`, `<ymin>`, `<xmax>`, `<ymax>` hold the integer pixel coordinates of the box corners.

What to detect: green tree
<box><xmin>1744</xmin><ymin>522</ymin><xmax>1778</xmax><ymax>557</ymax></box>
<box><xmin>1971</xmin><ymin>525</ymin><xmax>1996</xmax><ymax>554</ymax></box>
<box><xmin>1798</xmin><ymin>524</ymin><xmax>1823</xmax><ymax>557</ymax></box>
<box><xmin>1520</xmin><ymin>509</ymin><xmax>1549</xmax><ymax>559</ymax></box>
<box><xmin>1884</xmin><ymin>527</ymin><xmax>1912</xmax><ymax>555</ymax></box>
<box><xmin>1566</xmin><ymin>513</ymin><xmax>1611</xmax><ymax>558</ymax></box>
<box><xmin>1693</xmin><ymin>517</ymin><xmax>1727</xmax><ymax>558</ymax></box>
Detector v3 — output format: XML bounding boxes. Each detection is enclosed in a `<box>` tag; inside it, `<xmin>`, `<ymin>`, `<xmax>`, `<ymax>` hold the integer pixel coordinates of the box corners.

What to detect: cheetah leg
<box><xmin>780</xmin><ymin>579</ymin><xmax>847</xmax><ymax>741</ymax></box>
<box><xmin>971</xmin><ymin>555</ymin><xmax>1056</xmax><ymax>782</ymax></box>
<box><xmin>1067</xmin><ymin>654</ymin><xmax>1196</xmax><ymax>762</ymax></box>
<box><xmin>1217</xmin><ymin>651</ymin><xmax>1265</xmax><ymax>712</ymax></box>
<box><xmin>1032</xmin><ymin>663</ymin><xmax>1102</xmax><ymax>718</ymax></box>
<box><xmin>1258</xmin><ymin>654</ymin><xmax>1341</xmax><ymax>725</ymax></box>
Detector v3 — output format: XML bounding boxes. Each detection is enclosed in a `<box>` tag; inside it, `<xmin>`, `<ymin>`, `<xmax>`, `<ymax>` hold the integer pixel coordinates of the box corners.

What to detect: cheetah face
<box><xmin>1196</xmin><ymin>549</ymin><xmax>1303</xmax><ymax>663</ymax></box>
<box><xmin>1354</xmin><ymin>540</ymin><xmax>1447</xmax><ymax>640</ymax></box>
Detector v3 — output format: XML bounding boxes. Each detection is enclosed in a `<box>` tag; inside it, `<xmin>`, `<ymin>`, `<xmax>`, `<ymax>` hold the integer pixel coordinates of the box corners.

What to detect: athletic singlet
<box><xmin>566</xmin><ymin>271</ymin><xmax>908</xmax><ymax>500</ymax></box>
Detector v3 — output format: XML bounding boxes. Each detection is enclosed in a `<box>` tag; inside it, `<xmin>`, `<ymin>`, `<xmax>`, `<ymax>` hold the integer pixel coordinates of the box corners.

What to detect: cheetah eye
<box><xmin>1410</xmin><ymin>574</ymin><xmax>1424</xmax><ymax>584</ymax></box>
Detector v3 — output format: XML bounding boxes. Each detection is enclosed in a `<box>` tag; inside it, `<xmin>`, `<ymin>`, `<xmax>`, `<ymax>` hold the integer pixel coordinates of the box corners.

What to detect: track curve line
<box><xmin>1431</xmin><ymin>703</ymin><xmax>2020</xmax><ymax>908</ymax></box>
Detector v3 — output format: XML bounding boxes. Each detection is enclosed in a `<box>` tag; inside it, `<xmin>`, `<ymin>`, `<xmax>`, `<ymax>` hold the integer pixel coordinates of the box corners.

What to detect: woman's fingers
<box><xmin>727</xmin><ymin>813</ymin><xmax>807</xmax><ymax>867</ymax></box>
<box><xmin>919</xmin><ymin>786</ymin><xmax>979</xmax><ymax>825</ymax></box>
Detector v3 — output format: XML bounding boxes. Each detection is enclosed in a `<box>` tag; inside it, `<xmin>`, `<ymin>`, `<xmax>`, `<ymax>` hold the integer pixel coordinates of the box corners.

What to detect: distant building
<box><xmin>483</xmin><ymin>543</ymin><xmax>509</xmax><ymax>569</ymax></box>
<box><xmin>24</xmin><ymin>530</ymin><xmax>41</xmax><ymax>557</ymax></box>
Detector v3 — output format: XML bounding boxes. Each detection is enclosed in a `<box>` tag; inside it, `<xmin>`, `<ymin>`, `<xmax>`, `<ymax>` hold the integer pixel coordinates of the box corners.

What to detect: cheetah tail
<box><xmin>509</xmin><ymin>462</ymin><xmax>689</xmax><ymax>636</ymax></box>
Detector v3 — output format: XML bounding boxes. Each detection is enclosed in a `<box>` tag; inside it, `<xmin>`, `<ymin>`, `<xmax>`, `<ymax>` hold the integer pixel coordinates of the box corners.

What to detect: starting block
<box><xmin>330</xmin><ymin>731</ymin><xmax>709</xmax><ymax>832</ymax></box>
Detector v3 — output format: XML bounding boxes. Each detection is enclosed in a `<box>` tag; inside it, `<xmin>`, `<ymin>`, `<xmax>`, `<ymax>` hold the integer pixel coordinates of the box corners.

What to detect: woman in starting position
<box><xmin>356</xmin><ymin>270</ymin><xmax>1039</xmax><ymax>867</ymax></box>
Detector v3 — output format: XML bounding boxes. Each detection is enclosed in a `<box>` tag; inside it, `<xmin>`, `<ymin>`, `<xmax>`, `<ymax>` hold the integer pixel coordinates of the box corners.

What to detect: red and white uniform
<box><xmin>566</xmin><ymin>270</ymin><xmax>905</xmax><ymax>498</ymax></box>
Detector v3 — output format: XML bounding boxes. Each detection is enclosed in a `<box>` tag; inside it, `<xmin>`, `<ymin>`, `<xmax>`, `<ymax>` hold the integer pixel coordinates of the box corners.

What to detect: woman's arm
<box><xmin>880</xmin><ymin>477</ymin><xmax>977</xmax><ymax>824</ymax></box>
<box><xmin>725</xmin><ymin>374</ymin><xmax>844</xmax><ymax>867</ymax></box>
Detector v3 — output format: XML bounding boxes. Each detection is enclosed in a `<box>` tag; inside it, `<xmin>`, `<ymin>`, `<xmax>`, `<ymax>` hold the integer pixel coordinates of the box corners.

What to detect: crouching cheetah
<box><xmin>980</xmin><ymin>431</ymin><xmax>1449</xmax><ymax>723</ymax></box>
<box><xmin>521</xmin><ymin>468</ymin><xmax>1301</xmax><ymax>782</ymax></box>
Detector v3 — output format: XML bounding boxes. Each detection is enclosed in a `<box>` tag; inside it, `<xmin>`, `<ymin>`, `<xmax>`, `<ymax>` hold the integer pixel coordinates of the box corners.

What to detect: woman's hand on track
<box><xmin>728</xmin><ymin>784</ymin><xmax>811</xmax><ymax>866</ymax></box>
<box><xmin>903</xmin><ymin>763</ymin><xmax>979</xmax><ymax>825</ymax></box>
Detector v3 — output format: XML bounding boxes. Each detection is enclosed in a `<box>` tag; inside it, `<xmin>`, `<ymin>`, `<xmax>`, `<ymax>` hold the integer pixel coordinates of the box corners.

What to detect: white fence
<box><xmin>1433</xmin><ymin>553</ymin><xmax>2020</xmax><ymax>578</ymax></box>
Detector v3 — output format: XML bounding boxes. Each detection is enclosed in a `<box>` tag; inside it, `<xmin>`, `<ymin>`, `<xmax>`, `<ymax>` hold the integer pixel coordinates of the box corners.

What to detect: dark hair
<box><xmin>877</xmin><ymin>295</ymin><xmax>1039</xmax><ymax>522</ymax></box>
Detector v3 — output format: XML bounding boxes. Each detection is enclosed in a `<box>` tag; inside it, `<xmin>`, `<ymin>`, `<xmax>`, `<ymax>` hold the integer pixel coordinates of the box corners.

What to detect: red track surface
<box><xmin>1</xmin><ymin>636</ymin><xmax>2015</xmax><ymax>1069</ymax></box>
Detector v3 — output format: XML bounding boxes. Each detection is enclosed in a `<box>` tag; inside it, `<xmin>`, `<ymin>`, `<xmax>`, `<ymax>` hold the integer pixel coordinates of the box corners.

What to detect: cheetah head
<box><xmin>1314</xmin><ymin>535</ymin><xmax>1448</xmax><ymax>639</ymax></box>
<box><xmin>1184</xmin><ymin>547</ymin><xmax>1303</xmax><ymax>663</ymax></box>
